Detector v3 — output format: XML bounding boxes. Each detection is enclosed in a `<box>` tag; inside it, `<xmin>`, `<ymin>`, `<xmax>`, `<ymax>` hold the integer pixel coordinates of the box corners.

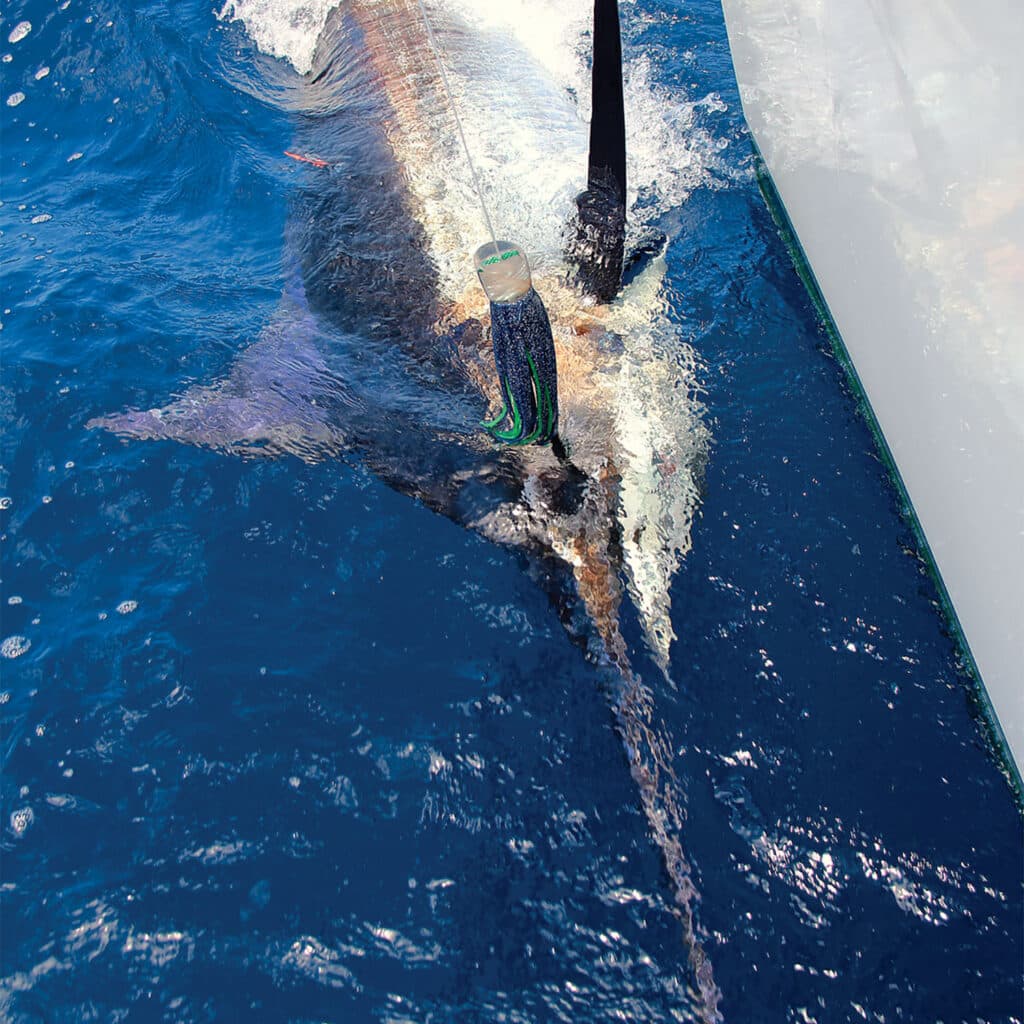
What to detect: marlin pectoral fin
<box><xmin>88</xmin><ymin>383</ymin><xmax>346</xmax><ymax>462</ymax></box>
<box><xmin>88</xmin><ymin>311</ymin><xmax>355</xmax><ymax>462</ymax></box>
<box><xmin>483</xmin><ymin>288</ymin><xmax>559</xmax><ymax>446</ymax></box>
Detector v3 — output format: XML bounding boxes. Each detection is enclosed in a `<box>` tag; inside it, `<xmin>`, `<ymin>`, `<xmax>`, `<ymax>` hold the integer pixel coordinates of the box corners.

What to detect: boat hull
<box><xmin>720</xmin><ymin>0</ymin><xmax>1024</xmax><ymax>785</ymax></box>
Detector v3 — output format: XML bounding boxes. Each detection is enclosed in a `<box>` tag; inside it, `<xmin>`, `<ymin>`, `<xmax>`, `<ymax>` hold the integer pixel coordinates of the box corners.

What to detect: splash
<box><xmin>217</xmin><ymin>0</ymin><xmax>341</xmax><ymax>74</ymax></box>
<box><xmin>218</xmin><ymin>0</ymin><xmax>724</xmax><ymax>255</ymax></box>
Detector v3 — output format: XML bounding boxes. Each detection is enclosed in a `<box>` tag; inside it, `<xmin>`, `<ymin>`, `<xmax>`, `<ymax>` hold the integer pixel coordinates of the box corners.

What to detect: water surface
<box><xmin>2</xmin><ymin>1</ymin><xmax>1021</xmax><ymax>1021</ymax></box>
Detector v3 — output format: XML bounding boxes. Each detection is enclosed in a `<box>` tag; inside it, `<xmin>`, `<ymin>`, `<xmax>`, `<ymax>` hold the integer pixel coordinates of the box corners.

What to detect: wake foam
<box><xmin>217</xmin><ymin>0</ymin><xmax>340</xmax><ymax>75</ymax></box>
<box><xmin>218</xmin><ymin>0</ymin><xmax>729</xmax><ymax>246</ymax></box>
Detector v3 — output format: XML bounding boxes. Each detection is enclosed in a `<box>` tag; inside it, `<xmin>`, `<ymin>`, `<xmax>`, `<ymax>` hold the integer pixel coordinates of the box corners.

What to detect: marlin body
<box><xmin>94</xmin><ymin>0</ymin><xmax>706</xmax><ymax>682</ymax></box>
<box><xmin>91</xmin><ymin>2</ymin><xmax>717</xmax><ymax>1011</ymax></box>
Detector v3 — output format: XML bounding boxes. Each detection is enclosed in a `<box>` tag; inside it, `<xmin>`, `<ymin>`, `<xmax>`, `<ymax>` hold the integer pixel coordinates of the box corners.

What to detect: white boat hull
<box><xmin>720</xmin><ymin>0</ymin><xmax>1024</xmax><ymax>784</ymax></box>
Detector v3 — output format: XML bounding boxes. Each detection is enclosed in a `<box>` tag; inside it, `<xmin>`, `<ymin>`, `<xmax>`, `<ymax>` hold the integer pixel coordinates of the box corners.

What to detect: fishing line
<box><xmin>413</xmin><ymin>0</ymin><xmax>560</xmax><ymax>448</ymax></box>
<box><xmin>413</xmin><ymin>0</ymin><xmax>499</xmax><ymax>250</ymax></box>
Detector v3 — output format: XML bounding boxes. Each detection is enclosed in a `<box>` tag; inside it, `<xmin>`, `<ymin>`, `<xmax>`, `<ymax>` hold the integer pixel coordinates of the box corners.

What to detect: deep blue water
<box><xmin>2</xmin><ymin>1</ymin><xmax>1022</xmax><ymax>1022</ymax></box>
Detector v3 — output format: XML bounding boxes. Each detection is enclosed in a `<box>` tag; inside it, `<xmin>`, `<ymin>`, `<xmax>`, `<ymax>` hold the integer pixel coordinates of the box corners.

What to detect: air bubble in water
<box><xmin>10</xmin><ymin>807</ymin><xmax>34</xmax><ymax>835</ymax></box>
<box><xmin>1</xmin><ymin>636</ymin><xmax>31</xmax><ymax>659</ymax></box>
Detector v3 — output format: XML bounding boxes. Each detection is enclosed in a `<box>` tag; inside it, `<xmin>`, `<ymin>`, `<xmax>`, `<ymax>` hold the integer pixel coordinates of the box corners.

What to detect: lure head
<box><xmin>475</xmin><ymin>240</ymin><xmax>533</xmax><ymax>303</ymax></box>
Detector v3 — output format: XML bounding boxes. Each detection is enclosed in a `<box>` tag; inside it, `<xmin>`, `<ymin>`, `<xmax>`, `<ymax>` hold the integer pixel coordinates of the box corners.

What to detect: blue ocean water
<box><xmin>1</xmin><ymin>0</ymin><xmax>1021</xmax><ymax>1021</ymax></box>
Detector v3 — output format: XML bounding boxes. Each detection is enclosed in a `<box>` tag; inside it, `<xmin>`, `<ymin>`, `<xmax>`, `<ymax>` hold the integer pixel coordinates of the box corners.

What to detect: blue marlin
<box><xmin>90</xmin><ymin>1</ymin><xmax>718</xmax><ymax>1012</ymax></box>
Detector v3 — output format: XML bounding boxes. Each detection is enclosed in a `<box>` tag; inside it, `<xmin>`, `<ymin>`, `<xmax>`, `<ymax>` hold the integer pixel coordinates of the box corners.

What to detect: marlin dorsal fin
<box><xmin>568</xmin><ymin>0</ymin><xmax>627</xmax><ymax>303</ymax></box>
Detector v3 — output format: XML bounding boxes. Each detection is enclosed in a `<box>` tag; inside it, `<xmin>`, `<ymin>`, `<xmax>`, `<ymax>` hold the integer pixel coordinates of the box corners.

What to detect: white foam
<box><xmin>218</xmin><ymin>0</ymin><xmax>723</xmax><ymax>248</ymax></box>
<box><xmin>624</xmin><ymin>57</ymin><xmax>727</xmax><ymax>231</ymax></box>
<box><xmin>405</xmin><ymin>1</ymin><xmax>590</xmax><ymax>294</ymax></box>
<box><xmin>1</xmin><ymin>636</ymin><xmax>31</xmax><ymax>658</ymax></box>
<box><xmin>437</xmin><ymin>0</ymin><xmax>590</xmax><ymax>98</ymax></box>
<box><xmin>10</xmin><ymin>807</ymin><xmax>34</xmax><ymax>835</ymax></box>
<box><xmin>429</xmin><ymin>0</ymin><xmax>723</xmax><ymax>257</ymax></box>
<box><xmin>217</xmin><ymin>0</ymin><xmax>340</xmax><ymax>75</ymax></box>
<box><xmin>8</xmin><ymin>21</ymin><xmax>32</xmax><ymax>45</ymax></box>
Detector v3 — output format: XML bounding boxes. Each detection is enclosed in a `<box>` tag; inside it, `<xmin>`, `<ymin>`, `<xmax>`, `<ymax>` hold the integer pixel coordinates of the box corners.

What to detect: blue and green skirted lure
<box><xmin>474</xmin><ymin>242</ymin><xmax>559</xmax><ymax>447</ymax></box>
<box><xmin>482</xmin><ymin>287</ymin><xmax>559</xmax><ymax>445</ymax></box>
